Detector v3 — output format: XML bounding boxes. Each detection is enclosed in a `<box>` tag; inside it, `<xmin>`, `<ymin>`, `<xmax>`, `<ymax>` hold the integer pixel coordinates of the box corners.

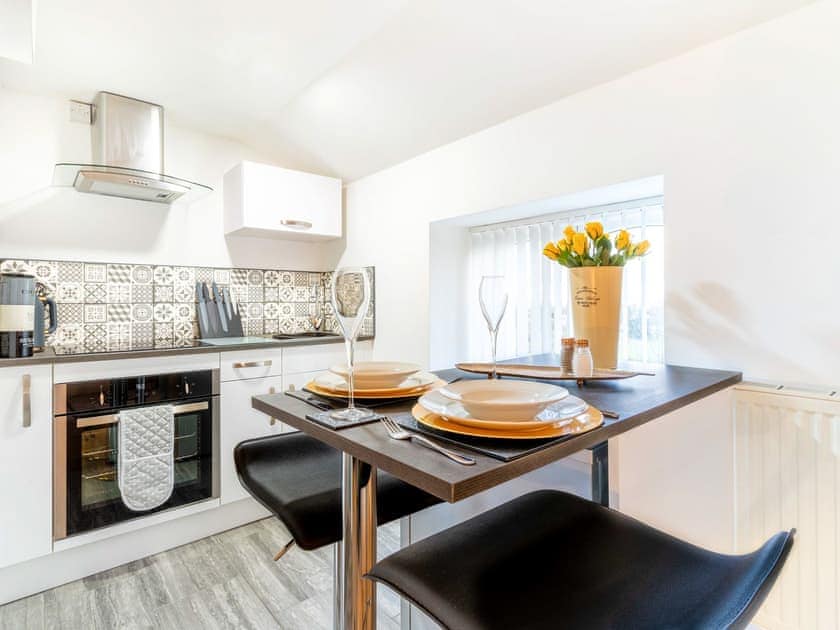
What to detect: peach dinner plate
<box><xmin>412</xmin><ymin>403</ymin><xmax>604</xmax><ymax>440</ymax></box>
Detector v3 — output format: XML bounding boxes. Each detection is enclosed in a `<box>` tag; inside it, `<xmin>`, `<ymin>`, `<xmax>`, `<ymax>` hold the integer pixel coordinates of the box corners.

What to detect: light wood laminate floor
<box><xmin>0</xmin><ymin>518</ymin><xmax>402</xmax><ymax>630</ymax></box>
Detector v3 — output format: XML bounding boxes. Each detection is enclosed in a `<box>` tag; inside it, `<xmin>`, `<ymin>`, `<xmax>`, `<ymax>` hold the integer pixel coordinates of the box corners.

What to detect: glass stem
<box><xmin>490</xmin><ymin>327</ymin><xmax>499</xmax><ymax>379</ymax></box>
<box><xmin>345</xmin><ymin>337</ymin><xmax>356</xmax><ymax>410</ymax></box>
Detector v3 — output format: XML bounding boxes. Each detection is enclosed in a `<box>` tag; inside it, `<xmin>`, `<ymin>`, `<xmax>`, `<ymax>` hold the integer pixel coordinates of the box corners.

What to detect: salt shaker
<box><xmin>572</xmin><ymin>339</ymin><xmax>594</xmax><ymax>377</ymax></box>
<box><xmin>560</xmin><ymin>337</ymin><xmax>575</xmax><ymax>373</ymax></box>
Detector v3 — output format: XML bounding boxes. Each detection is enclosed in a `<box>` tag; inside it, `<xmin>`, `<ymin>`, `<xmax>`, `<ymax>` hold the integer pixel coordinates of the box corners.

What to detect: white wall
<box><xmin>0</xmin><ymin>87</ymin><xmax>343</xmax><ymax>271</ymax></box>
<box><xmin>340</xmin><ymin>2</ymin><xmax>840</xmax><ymax>577</ymax></box>
<box><xmin>340</xmin><ymin>0</ymin><xmax>840</xmax><ymax>388</ymax></box>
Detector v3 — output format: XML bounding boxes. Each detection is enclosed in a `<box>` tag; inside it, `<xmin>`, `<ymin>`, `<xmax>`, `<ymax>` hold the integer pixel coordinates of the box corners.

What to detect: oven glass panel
<box><xmin>174</xmin><ymin>412</ymin><xmax>200</xmax><ymax>483</ymax></box>
<box><xmin>65</xmin><ymin>403</ymin><xmax>215</xmax><ymax>537</ymax></box>
<box><xmin>80</xmin><ymin>425</ymin><xmax>119</xmax><ymax>507</ymax></box>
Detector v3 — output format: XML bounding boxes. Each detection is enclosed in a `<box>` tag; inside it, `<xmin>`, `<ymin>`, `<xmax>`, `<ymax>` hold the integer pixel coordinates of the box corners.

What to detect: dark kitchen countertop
<box><xmin>0</xmin><ymin>334</ymin><xmax>372</xmax><ymax>368</ymax></box>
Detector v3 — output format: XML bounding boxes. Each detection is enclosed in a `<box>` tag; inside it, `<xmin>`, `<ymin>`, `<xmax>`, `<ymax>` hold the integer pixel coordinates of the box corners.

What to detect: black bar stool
<box><xmin>367</xmin><ymin>490</ymin><xmax>794</xmax><ymax>630</ymax></box>
<box><xmin>234</xmin><ymin>432</ymin><xmax>442</xmax><ymax>558</ymax></box>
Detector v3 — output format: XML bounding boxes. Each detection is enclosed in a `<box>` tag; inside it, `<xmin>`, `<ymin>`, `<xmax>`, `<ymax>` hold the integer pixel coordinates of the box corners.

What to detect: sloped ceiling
<box><xmin>0</xmin><ymin>0</ymin><xmax>816</xmax><ymax>181</ymax></box>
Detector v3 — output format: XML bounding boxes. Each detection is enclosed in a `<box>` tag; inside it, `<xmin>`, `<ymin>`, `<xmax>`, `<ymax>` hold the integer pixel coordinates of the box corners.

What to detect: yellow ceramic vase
<box><xmin>568</xmin><ymin>266</ymin><xmax>623</xmax><ymax>369</ymax></box>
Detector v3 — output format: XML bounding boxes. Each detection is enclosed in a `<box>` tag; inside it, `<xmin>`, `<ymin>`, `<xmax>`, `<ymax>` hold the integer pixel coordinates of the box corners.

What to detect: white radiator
<box><xmin>734</xmin><ymin>384</ymin><xmax>840</xmax><ymax>630</ymax></box>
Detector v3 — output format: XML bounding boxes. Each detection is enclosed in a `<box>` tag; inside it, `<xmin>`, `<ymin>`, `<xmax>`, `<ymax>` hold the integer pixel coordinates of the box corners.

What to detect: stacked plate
<box><xmin>305</xmin><ymin>361</ymin><xmax>446</xmax><ymax>401</ymax></box>
<box><xmin>414</xmin><ymin>379</ymin><xmax>603</xmax><ymax>439</ymax></box>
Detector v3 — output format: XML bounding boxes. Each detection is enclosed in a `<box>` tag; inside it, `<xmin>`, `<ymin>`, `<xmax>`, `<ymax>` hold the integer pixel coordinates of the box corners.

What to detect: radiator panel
<box><xmin>734</xmin><ymin>387</ymin><xmax>839</xmax><ymax>630</ymax></box>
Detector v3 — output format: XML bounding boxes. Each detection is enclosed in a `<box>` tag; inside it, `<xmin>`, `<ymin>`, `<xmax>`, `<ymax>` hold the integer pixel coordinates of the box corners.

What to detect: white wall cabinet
<box><xmin>223</xmin><ymin>161</ymin><xmax>342</xmax><ymax>241</ymax></box>
<box><xmin>0</xmin><ymin>364</ymin><xmax>53</xmax><ymax>569</ymax></box>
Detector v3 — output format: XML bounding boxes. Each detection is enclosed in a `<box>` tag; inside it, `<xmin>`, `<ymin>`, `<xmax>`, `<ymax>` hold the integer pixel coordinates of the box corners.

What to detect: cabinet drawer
<box><xmin>282</xmin><ymin>340</ymin><xmax>372</xmax><ymax>374</ymax></box>
<box><xmin>220</xmin><ymin>349</ymin><xmax>283</xmax><ymax>382</ymax></box>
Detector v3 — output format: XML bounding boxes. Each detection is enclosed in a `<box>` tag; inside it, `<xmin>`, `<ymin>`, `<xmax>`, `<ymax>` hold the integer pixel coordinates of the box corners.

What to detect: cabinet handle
<box><xmin>76</xmin><ymin>401</ymin><xmax>210</xmax><ymax>428</ymax></box>
<box><xmin>22</xmin><ymin>374</ymin><xmax>31</xmax><ymax>428</ymax></box>
<box><xmin>269</xmin><ymin>386</ymin><xmax>278</xmax><ymax>426</ymax></box>
<box><xmin>280</xmin><ymin>219</ymin><xmax>312</xmax><ymax>230</ymax></box>
<box><xmin>232</xmin><ymin>360</ymin><xmax>272</xmax><ymax>369</ymax></box>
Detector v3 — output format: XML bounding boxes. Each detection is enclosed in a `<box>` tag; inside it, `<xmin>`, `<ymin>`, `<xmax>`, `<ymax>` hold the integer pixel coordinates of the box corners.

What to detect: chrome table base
<box><xmin>337</xmin><ymin>453</ymin><xmax>378</xmax><ymax>630</ymax></box>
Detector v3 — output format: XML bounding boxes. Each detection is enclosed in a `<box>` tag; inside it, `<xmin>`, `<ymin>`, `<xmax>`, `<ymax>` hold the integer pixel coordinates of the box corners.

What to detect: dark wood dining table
<box><xmin>252</xmin><ymin>354</ymin><xmax>741</xmax><ymax>630</ymax></box>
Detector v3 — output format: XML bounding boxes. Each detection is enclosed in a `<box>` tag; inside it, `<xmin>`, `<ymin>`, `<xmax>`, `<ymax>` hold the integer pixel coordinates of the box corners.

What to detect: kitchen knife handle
<box><xmin>22</xmin><ymin>374</ymin><xmax>31</xmax><ymax>428</ymax></box>
<box><xmin>280</xmin><ymin>219</ymin><xmax>312</xmax><ymax>230</ymax></box>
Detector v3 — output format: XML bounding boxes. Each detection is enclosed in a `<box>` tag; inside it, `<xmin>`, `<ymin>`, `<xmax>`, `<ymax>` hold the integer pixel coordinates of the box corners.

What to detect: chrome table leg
<box><xmin>334</xmin><ymin>540</ymin><xmax>343</xmax><ymax>630</ymax></box>
<box><xmin>340</xmin><ymin>453</ymin><xmax>378</xmax><ymax>630</ymax></box>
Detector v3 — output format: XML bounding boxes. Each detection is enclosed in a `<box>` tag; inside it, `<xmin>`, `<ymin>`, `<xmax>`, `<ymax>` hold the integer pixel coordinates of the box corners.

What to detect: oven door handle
<box><xmin>76</xmin><ymin>401</ymin><xmax>211</xmax><ymax>428</ymax></box>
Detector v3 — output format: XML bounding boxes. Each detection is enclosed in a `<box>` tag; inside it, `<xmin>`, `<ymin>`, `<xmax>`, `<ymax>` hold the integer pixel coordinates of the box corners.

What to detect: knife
<box><xmin>196</xmin><ymin>282</ymin><xmax>210</xmax><ymax>337</ymax></box>
<box><xmin>222</xmin><ymin>286</ymin><xmax>233</xmax><ymax>320</ymax></box>
<box><xmin>227</xmin><ymin>289</ymin><xmax>244</xmax><ymax>337</ymax></box>
<box><xmin>203</xmin><ymin>283</ymin><xmax>221</xmax><ymax>337</ymax></box>
<box><xmin>212</xmin><ymin>282</ymin><xmax>228</xmax><ymax>333</ymax></box>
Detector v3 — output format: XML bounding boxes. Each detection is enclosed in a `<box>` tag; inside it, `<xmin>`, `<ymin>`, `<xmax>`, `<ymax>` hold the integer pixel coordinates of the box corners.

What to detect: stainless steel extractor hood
<box><xmin>53</xmin><ymin>92</ymin><xmax>212</xmax><ymax>204</ymax></box>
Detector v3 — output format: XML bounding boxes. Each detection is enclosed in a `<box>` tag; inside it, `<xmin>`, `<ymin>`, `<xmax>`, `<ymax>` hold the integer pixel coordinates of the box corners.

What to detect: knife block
<box><xmin>196</xmin><ymin>282</ymin><xmax>244</xmax><ymax>338</ymax></box>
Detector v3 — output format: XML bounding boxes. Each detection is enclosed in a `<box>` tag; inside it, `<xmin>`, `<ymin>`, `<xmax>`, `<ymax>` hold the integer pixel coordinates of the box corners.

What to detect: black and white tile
<box><xmin>18</xmin><ymin>258</ymin><xmax>375</xmax><ymax>348</ymax></box>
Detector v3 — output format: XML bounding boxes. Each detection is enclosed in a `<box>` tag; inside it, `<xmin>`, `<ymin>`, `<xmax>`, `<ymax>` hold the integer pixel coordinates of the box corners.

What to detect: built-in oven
<box><xmin>53</xmin><ymin>369</ymin><xmax>219</xmax><ymax>540</ymax></box>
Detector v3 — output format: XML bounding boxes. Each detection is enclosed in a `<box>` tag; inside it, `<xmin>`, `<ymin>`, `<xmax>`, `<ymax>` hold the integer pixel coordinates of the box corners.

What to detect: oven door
<box><xmin>54</xmin><ymin>399</ymin><xmax>218</xmax><ymax>540</ymax></box>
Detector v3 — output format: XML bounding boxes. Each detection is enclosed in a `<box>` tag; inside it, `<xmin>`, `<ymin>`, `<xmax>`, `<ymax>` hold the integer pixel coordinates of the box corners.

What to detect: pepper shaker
<box><xmin>560</xmin><ymin>337</ymin><xmax>575</xmax><ymax>373</ymax></box>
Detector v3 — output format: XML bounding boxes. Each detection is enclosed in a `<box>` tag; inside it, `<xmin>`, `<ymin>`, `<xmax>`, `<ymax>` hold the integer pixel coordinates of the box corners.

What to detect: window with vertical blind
<box><xmin>468</xmin><ymin>196</ymin><xmax>664</xmax><ymax>364</ymax></box>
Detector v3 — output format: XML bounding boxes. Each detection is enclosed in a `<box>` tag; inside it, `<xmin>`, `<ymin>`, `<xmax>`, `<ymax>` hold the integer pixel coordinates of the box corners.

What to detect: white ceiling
<box><xmin>0</xmin><ymin>0</ymin><xmax>815</xmax><ymax>181</ymax></box>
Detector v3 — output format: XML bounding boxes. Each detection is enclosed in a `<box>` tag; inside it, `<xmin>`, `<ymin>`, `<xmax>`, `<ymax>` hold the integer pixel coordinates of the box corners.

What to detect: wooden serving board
<box><xmin>455</xmin><ymin>362</ymin><xmax>653</xmax><ymax>384</ymax></box>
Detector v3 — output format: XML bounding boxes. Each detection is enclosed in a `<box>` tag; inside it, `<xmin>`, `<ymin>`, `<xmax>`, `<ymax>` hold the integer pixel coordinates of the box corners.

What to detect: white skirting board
<box><xmin>0</xmin><ymin>498</ymin><xmax>268</xmax><ymax>606</ymax></box>
<box><xmin>734</xmin><ymin>384</ymin><xmax>840</xmax><ymax>630</ymax></box>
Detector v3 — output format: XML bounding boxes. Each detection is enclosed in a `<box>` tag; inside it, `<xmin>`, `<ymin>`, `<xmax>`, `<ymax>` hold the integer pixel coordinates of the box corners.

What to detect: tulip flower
<box><xmin>616</xmin><ymin>230</ymin><xmax>631</xmax><ymax>251</ymax></box>
<box><xmin>542</xmin><ymin>241</ymin><xmax>561</xmax><ymax>259</ymax></box>
<box><xmin>633</xmin><ymin>240</ymin><xmax>651</xmax><ymax>256</ymax></box>
<box><xmin>572</xmin><ymin>232</ymin><xmax>588</xmax><ymax>256</ymax></box>
<box><xmin>585</xmin><ymin>222</ymin><xmax>604</xmax><ymax>240</ymax></box>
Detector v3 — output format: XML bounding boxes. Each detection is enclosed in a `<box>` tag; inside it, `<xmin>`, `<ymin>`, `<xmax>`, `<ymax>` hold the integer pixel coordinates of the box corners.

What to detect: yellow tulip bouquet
<box><xmin>542</xmin><ymin>222</ymin><xmax>650</xmax><ymax>267</ymax></box>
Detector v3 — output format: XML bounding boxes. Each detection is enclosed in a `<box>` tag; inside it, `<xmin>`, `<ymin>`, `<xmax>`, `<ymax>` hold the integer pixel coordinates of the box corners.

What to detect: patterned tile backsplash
<box><xmin>12</xmin><ymin>259</ymin><xmax>375</xmax><ymax>349</ymax></box>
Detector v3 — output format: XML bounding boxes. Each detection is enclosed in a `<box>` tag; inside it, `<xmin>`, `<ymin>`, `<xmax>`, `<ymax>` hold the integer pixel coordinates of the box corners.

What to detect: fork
<box><xmin>379</xmin><ymin>416</ymin><xmax>476</xmax><ymax>466</ymax></box>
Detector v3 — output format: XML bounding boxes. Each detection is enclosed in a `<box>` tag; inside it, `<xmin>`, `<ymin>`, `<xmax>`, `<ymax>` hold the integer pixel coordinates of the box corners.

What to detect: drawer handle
<box><xmin>22</xmin><ymin>374</ymin><xmax>31</xmax><ymax>428</ymax></box>
<box><xmin>269</xmin><ymin>386</ymin><xmax>278</xmax><ymax>426</ymax></box>
<box><xmin>280</xmin><ymin>219</ymin><xmax>312</xmax><ymax>230</ymax></box>
<box><xmin>232</xmin><ymin>360</ymin><xmax>272</xmax><ymax>369</ymax></box>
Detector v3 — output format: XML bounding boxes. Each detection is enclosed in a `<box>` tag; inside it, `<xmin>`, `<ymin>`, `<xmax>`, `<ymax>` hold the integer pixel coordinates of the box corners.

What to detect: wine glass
<box><xmin>330</xmin><ymin>267</ymin><xmax>374</xmax><ymax>421</ymax></box>
<box><xmin>479</xmin><ymin>275</ymin><xmax>508</xmax><ymax>379</ymax></box>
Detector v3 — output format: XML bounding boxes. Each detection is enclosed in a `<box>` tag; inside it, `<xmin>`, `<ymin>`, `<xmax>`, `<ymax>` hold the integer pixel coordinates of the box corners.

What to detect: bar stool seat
<box><xmin>367</xmin><ymin>490</ymin><xmax>794</xmax><ymax>630</ymax></box>
<box><xmin>234</xmin><ymin>432</ymin><xmax>442</xmax><ymax>551</ymax></box>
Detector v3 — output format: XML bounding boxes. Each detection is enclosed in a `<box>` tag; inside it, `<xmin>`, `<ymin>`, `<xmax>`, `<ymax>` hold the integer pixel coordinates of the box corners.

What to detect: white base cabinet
<box><xmin>0</xmin><ymin>364</ymin><xmax>52</xmax><ymax>569</ymax></box>
<box><xmin>220</xmin><ymin>375</ymin><xmax>293</xmax><ymax>504</ymax></box>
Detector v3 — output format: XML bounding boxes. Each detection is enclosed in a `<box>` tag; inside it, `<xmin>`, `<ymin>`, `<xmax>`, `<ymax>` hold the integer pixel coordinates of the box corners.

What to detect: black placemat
<box><xmin>306</xmin><ymin>410</ymin><xmax>383</xmax><ymax>430</ymax></box>
<box><xmin>301</xmin><ymin>386</ymin><xmax>415</xmax><ymax>408</ymax></box>
<box><xmin>392</xmin><ymin>412</ymin><xmax>576</xmax><ymax>462</ymax></box>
